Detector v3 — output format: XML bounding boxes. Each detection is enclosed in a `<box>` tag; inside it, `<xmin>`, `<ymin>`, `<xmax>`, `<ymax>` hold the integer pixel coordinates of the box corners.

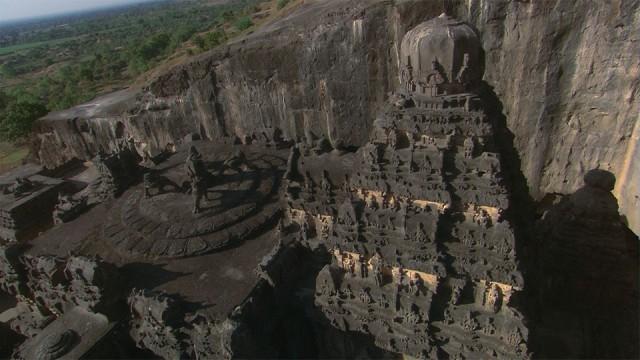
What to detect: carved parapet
<box><xmin>0</xmin><ymin>245</ymin><xmax>22</xmax><ymax>295</ymax></box>
<box><xmin>128</xmin><ymin>290</ymin><xmax>186</xmax><ymax>359</ymax></box>
<box><xmin>352</xmin><ymin>189</ymin><xmax>448</xmax><ymax>214</ymax></box>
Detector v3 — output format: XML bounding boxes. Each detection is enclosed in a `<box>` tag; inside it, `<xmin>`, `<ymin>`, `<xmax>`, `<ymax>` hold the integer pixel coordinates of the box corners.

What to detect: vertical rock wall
<box><xmin>456</xmin><ymin>0</ymin><xmax>640</xmax><ymax>231</ymax></box>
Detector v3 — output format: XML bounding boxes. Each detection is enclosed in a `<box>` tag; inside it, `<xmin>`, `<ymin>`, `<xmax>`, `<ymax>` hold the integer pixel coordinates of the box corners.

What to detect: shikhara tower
<box><xmin>286</xmin><ymin>12</ymin><xmax>529</xmax><ymax>358</ymax></box>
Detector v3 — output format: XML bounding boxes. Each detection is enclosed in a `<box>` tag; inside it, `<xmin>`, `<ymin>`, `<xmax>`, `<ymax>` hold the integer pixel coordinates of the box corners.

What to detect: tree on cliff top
<box><xmin>0</xmin><ymin>91</ymin><xmax>7</xmax><ymax>111</ymax></box>
<box><xmin>234</xmin><ymin>16</ymin><xmax>253</xmax><ymax>31</ymax></box>
<box><xmin>0</xmin><ymin>91</ymin><xmax>47</xmax><ymax>142</ymax></box>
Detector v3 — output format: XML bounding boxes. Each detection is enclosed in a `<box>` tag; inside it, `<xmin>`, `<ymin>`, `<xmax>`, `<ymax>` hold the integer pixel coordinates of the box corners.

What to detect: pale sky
<box><xmin>0</xmin><ymin>0</ymin><xmax>159</xmax><ymax>22</ymax></box>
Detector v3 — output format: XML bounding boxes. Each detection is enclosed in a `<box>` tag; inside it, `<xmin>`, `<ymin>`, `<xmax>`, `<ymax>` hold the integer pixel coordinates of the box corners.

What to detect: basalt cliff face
<box><xmin>31</xmin><ymin>0</ymin><xmax>640</xmax><ymax>232</ymax></box>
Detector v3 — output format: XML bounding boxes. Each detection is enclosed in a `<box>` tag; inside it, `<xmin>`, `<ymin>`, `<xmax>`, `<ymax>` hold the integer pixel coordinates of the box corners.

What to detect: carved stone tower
<box><xmin>286</xmin><ymin>12</ymin><xmax>529</xmax><ymax>359</ymax></box>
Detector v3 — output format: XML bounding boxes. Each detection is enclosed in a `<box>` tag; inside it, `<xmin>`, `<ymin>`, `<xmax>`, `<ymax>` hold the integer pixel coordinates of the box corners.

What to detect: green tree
<box><xmin>137</xmin><ymin>33</ymin><xmax>171</xmax><ymax>61</ymax></box>
<box><xmin>0</xmin><ymin>93</ymin><xmax>47</xmax><ymax>141</ymax></box>
<box><xmin>221</xmin><ymin>10</ymin><xmax>235</xmax><ymax>21</ymax></box>
<box><xmin>173</xmin><ymin>25</ymin><xmax>197</xmax><ymax>44</ymax></box>
<box><xmin>234</xmin><ymin>16</ymin><xmax>253</xmax><ymax>31</ymax></box>
<box><xmin>0</xmin><ymin>90</ymin><xmax>7</xmax><ymax>111</ymax></box>
<box><xmin>193</xmin><ymin>35</ymin><xmax>206</xmax><ymax>50</ymax></box>
<box><xmin>79</xmin><ymin>62</ymin><xmax>95</xmax><ymax>81</ymax></box>
<box><xmin>205</xmin><ymin>30</ymin><xmax>226</xmax><ymax>49</ymax></box>
<box><xmin>0</xmin><ymin>63</ymin><xmax>16</xmax><ymax>78</ymax></box>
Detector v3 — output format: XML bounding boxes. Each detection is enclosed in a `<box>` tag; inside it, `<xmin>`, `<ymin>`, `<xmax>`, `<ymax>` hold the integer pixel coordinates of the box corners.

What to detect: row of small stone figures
<box><xmin>402</xmin><ymin>54</ymin><xmax>475</xmax><ymax>90</ymax></box>
<box><xmin>338</xmin><ymin>252</ymin><xmax>426</xmax><ymax>296</ymax></box>
<box><xmin>352</xmin><ymin>288</ymin><xmax>426</xmax><ymax>325</ymax></box>
<box><xmin>338</xmin><ymin>252</ymin><xmax>385</xmax><ymax>287</ymax></box>
<box><xmin>309</xmin><ymin>207</ymin><xmax>431</xmax><ymax>244</ymax></box>
<box><xmin>364</xmin><ymin>138</ymin><xmax>478</xmax><ymax>173</ymax></box>
<box><xmin>443</xmin><ymin>310</ymin><xmax>525</xmax><ymax>348</ymax></box>
<box><xmin>361</xmin><ymin>190</ymin><xmax>416</xmax><ymax>211</ymax></box>
<box><xmin>361</xmin><ymin>212</ymin><xmax>433</xmax><ymax>242</ymax></box>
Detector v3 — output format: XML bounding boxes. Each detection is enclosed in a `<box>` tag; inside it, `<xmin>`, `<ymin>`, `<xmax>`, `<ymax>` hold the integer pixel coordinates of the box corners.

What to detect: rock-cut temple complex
<box><xmin>0</xmin><ymin>9</ymin><xmax>637</xmax><ymax>360</ymax></box>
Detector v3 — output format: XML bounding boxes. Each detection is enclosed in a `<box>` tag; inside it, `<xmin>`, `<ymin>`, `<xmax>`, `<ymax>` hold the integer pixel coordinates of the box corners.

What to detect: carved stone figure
<box><xmin>321</xmin><ymin>170</ymin><xmax>332</xmax><ymax>194</ymax></box>
<box><xmin>283</xmin><ymin>145</ymin><xmax>301</xmax><ymax>183</ymax></box>
<box><xmin>424</xmin><ymin>59</ymin><xmax>446</xmax><ymax>96</ymax></box>
<box><xmin>451</xmin><ymin>284</ymin><xmax>464</xmax><ymax>305</ymax></box>
<box><xmin>363</xmin><ymin>144</ymin><xmax>381</xmax><ymax>171</ymax></box>
<box><xmin>414</xmin><ymin>223</ymin><xmax>428</xmax><ymax>243</ymax></box>
<box><xmin>464</xmin><ymin>137</ymin><xmax>475</xmax><ymax>159</ymax></box>
<box><xmin>401</xmin><ymin>56</ymin><xmax>414</xmax><ymax>92</ymax></box>
<box><xmin>359</xmin><ymin>288</ymin><xmax>372</xmax><ymax>304</ymax></box>
<box><xmin>485</xmin><ymin>284</ymin><xmax>502</xmax><ymax>313</ymax></box>
<box><xmin>408</xmin><ymin>273</ymin><xmax>423</xmax><ymax>296</ymax></box>
<box><xmin>462</xmin><ymin>311</ymin><xmax>479</xmax><ymax>331</ymax></box>
<box><xmin>53</xmin><ymin>193</ymin><xmax>88</xmax><ymax>225</ymax></box>
<box><xmin>185</xmin><ymin>146</ymin><xmax>209</xmax><ymax>214</ymax></box>
<box><xmin>370</xmin><ymin>253</ymin><xmax>384</xmax><ymax>286</ymax></box>
<box><xmin>303</xmin><ymin>171</ymin><xmax>315</xmax><ymax>194</ymax></box>
<box><xmin>472</xmin><ymin>207</ymin><xmax>492</xmax><ymax>228</ymax></box>
<box><xmin>421</xmin><ymin>154</ymin><xmax>432</xmax><ymax>174</ymax></box>
<box><xmin>391</xmin><ymin>152</ymin><xmax>401</xmax><ymax>168</ymax></box>
<box><xmin>359</xmin><ymin>256</ymin><xmax>369</xmax><ymax>278</ymax></box>
<box><xmin>456</xmin><ymin>53</ymin><xmax>473</xmax><ymax>89</ymax></box>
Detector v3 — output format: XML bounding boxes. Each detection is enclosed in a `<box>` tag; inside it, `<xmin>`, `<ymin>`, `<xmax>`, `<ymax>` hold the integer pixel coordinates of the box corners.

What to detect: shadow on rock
<box><xmin>120</xmin><ymin>262</ymin><xmax>190</xmax><ymax>290</ymax></box>
<box><xmin>533</xmin><ymin>169</ymin><xmax>639</xmax><ymax>358</ymax></box>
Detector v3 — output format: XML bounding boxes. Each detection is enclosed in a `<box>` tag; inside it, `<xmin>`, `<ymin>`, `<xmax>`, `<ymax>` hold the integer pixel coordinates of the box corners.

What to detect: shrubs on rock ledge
<box><xmin>277</xmin><ymin>0</ymin><xmax>291</xmax><ymax>9</ymax></box>
<box><xmin>234</xmin><ymin>16</ymin><xmax>253</xmax><ymax>31</ymax></box>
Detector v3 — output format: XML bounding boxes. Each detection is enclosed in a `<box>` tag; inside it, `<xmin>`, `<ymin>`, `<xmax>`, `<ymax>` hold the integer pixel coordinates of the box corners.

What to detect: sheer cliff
<box><xmin>31</xmin><ymin>0</ymin><xmax>640</xmax><ymax>232</ymax></box>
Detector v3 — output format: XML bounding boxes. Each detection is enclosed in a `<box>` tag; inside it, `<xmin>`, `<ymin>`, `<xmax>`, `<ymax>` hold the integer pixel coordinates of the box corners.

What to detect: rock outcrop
<box><xmin>30</xmin><ymin>0</ymin><xmax>640</xmax><ymax>231</ymax></box>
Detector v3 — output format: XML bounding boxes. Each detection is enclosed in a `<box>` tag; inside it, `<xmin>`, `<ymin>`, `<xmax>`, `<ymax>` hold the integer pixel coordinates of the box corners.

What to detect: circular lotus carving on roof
<box><xmin>103</xmin><ymin>145</ymin><xmax>285</xmax><ymax>259</ymax></box>
<box><xmin>36</xmin><ymin>329</ymin><xmax>78</xmax><ymax>360</ymax></box>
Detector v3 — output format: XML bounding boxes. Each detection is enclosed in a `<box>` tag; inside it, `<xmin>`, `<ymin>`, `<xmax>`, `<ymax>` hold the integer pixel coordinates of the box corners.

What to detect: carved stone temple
<box><xmin>1</xmin><ymin>5</ymin><xmax>638</xmax><ymax>360</ymax></box>
<box><xmin>287</xmin><ymin>13</ymin><xmax>527</xmax><ymax>358</ymax></box>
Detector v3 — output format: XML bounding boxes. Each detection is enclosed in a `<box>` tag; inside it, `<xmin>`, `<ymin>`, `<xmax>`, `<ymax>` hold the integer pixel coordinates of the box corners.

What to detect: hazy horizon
<box><xmin>0</xmin><ymin>0</ymin><xmax>162</xmax><ymax>23</ymax></box>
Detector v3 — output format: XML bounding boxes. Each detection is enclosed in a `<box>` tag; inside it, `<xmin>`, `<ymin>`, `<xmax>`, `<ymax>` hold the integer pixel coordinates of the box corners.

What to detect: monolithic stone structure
<box><xmin>0</xmin><ymin>175</ymin><xmax>64</xmax><ymax>241</ymax></box>
<box><xmin>13</xmin><ymin>307</ymin><xmax>119</xmax><ymax>360</ymax></box>
<box><xmin>286</xmin><ymin>12</ymin><xmax>529</xmax><ymax>359</ymax></box>
<box><xmin>86</xmin><ymin>140</ymin><xmax>140</xmax><ymax>203</ymax></box>
<box><xmin>0</xmin><ymin>247</ymin><xmax>123</xmax><ymax>346</ymax></box>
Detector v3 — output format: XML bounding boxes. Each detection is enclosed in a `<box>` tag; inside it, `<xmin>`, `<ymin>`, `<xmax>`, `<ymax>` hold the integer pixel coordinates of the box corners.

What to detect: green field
<box><xmin>0</xmin><ymin>36</ymin><xmax>79</xmax><ymax>55</ymax></box>
<box><xmin>0</xmin><ymin>0</ymin><xmax>268</xmax><ymax>143</ymax></box>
